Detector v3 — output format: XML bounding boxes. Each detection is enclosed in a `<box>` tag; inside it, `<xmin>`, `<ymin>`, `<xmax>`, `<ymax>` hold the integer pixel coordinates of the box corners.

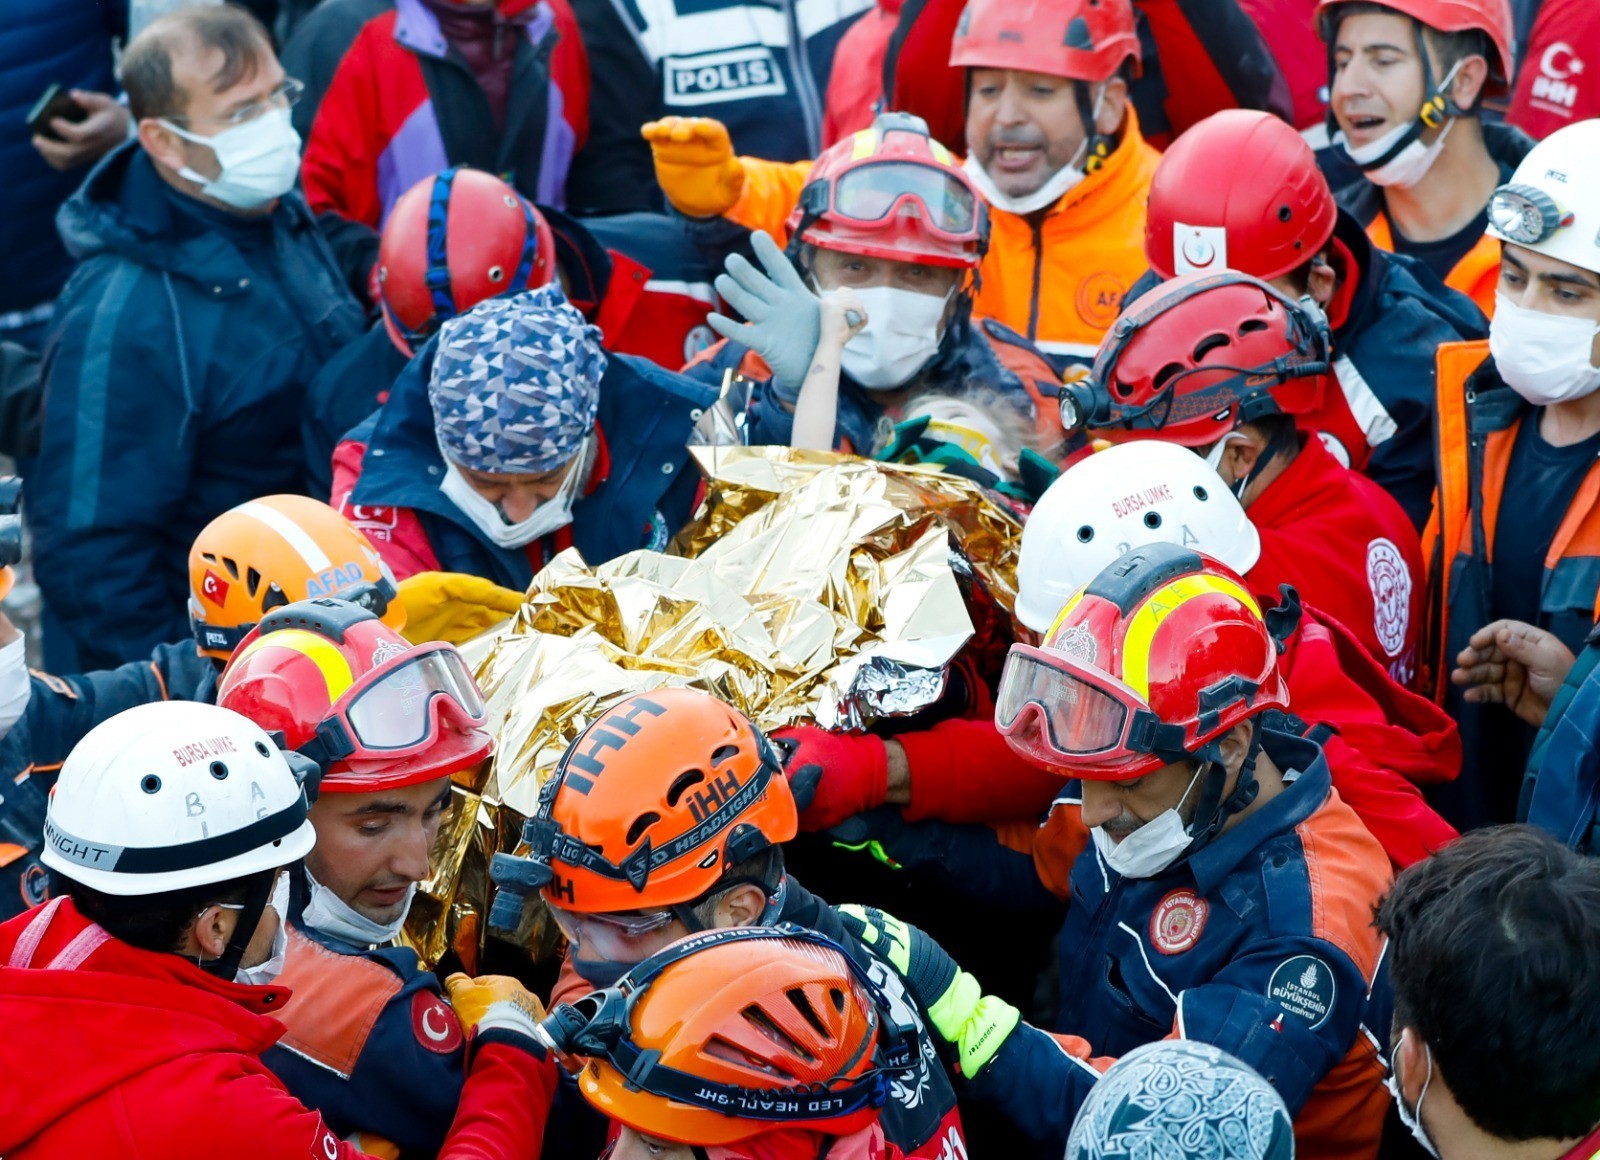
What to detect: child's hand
<box><xmin>818</xmin><ymin>290</ymin><xmax>869</xmax><ymax>352</ymax></box>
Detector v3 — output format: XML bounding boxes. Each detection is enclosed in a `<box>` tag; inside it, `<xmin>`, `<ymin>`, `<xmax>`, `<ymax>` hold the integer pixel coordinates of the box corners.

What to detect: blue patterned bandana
<box><xmin>429</xmin><ymin>284</ymin><xmax>606</xmax><ymax>473</ymax></box>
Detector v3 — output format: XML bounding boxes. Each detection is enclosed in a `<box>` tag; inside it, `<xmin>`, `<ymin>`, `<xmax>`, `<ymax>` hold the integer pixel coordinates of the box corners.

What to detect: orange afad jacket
<box><xmin>721</xmin><ymin>110</ymin><xmax>1161</xmax><ymax>370</ymax></box>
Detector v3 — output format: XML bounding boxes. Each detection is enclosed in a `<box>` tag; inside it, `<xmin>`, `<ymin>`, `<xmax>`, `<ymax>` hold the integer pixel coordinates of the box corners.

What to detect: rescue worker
<box><xmin>540</xmin><ymin>925</ymin><xmax>923</xmax><ymax>1160</ymax></box>
<box><xmin>1374</xmin><ymin>826</ymin><xmax>1600</xmax><ymax>1158</ymax></box>
<box><xmin>0</xmin><ymin>496</ymin><xmax>404</xmax><ymax>921</ymax></box>
<box><xmin>486</xmin><ymin>687</ymin><xmax>967</xmax><ymax>1160</ymax></box>
<box><xmin>1062</xmin><ymin>271</ymin><xmax>1426</xmax><ymax>683</ymax></box>
<box><xmin>644</xmin><ymin>0</ymin><xmax>1160</xmax><ymax>374</ymax></box>
<box><xmin>1318</xmin><ymin>0</ymin><xmax>1532</xmax><ymax>316</ymax></box>
<box><xmin>215</xmin><ymin>598</ymin><xmax>493</xmax><ymax>1155</ymax></box>
<box><xmin>1138</xmin><ymin>108</ymin><xmax>1487</xmax><ymax>527</ymax></box>
<box><xmin>1423</xmin><ymin>118</ymin><xmax>1600</xmax><ymax>830</ymax></box>
<box><xmin>0</xmin><ymin>700</ymin><xmax>558</xmax><ymax>1159</ymax></box>
<box><xmin>690</xmin><ymin>113</ymin><xmax>1059</xmax><ymax>455</ymax></box>
<box><xmin>333</xmin><ymin>284</ymin><xmax>718</xmax><ymax>586</ymax></box>
<box><xmin>836</xmin><ymin>546</ymin><xmax>1394</xmax><ymax>1159</ymax></box>
<box><xmin>780</xmin><ymin>441</ymin><xmax>1458</xmax><ymax>879</ymax></box>
<box><xmin>1065</xmin><ymin>1040</ymin><xmax>1295</xmax><ymax>1160</ymax></box>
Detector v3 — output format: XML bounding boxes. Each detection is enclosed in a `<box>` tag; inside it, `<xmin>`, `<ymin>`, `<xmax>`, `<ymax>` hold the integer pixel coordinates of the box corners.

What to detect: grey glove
<box><xmin>708</xmin><ymin>230</ymin><xmax>821</xmax><ymax>402</ymax></box>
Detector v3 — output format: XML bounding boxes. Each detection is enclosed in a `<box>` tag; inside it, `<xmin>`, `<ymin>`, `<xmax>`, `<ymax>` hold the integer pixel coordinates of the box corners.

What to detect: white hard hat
<box><xmin>1486</xmin><ymin>119</ymin><xmax>1600</xmax><ymax>275</ymax></box>
<box><xmin>42</xmin><ymin>701</ymin><xmax>317</xmax><ymax>896</ymax></box>
<box><xmin>1015</xmin><ymin>441</ymin><xmax>1262</xmax><ymax>633</ymax></box>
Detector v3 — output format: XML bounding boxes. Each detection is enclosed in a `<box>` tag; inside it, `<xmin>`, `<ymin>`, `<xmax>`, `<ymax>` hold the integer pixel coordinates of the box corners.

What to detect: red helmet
<box><xmin>1146</xmin><ymin>111</ymin><xmax>1338</xmax><ymax>283</ymax></box>
<box><xmin>789</xmin><ymin>112</ymin><xmax>987</xmax><ymax>270</ymax></box>
<box><xmin>217</xmin><ymin>597</ymin><xmax>493</xmax><ymax>792</ymax></box>
<box><xmin>995</xmin><ymin>544</ymin><xmax>1289</xmax><ymax>780</ymax></box>
<box><xmin>1315</xmin><ymin>0</ymin><xmax>1513</xmax><ymax>94</ymax></box>
<box><xmin>377</xmin><ymin>167</ymin><xmax>557</xmax><ymax>356</ymax></box>
<box><xmin>1060</xmin><ymin>272</ymin><xmax>1332</xmax><ymax>448</ymax></box>
<box><xmin>950</xmin><ymin>0</ymin><xmax>1141</xmax><ymax>82</ymax></box>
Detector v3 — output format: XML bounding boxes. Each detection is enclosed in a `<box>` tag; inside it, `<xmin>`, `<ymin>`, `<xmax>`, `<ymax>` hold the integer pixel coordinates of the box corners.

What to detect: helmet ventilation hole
<box><xmin>488</xmin><ymin>265</ymin><xmax>506</xmax><ymax>283</ymax></box>
<box><xmin>711</xmin><ymin>745</ymin><xmax>741</xmax><ymax>766</ymax></box>
<box><xmin>141</xmin><ymin>775</ymin><xmax>162</xmax><ymax>794</ymax></box>
<box><xmin>1143</xmin><ymin>512</ymin><xmax>1162</xmax><ymax>529</ymax></box>
<box><xmin>740</xmin><ymin>1002</ymin><xmax>816</xmax><ymax>1061</ymax></box>
<box><xmin>666</xmin><ymin>770</ymin><xmax>705</xmax><ymax>806</ymax></box>
<box><xmin>1076</xmin><ymin>525</ymin><xmax>1095</xmax><ymax>542</ymax></box>
<box><xmin>1277</xmin><ymin>205</ymin><xmax>1293</xmax><ymax>222</ymax></box>
<box><xmin>255</xmin><ymin>741</ymin><xmax>272</xmax><ymax>758</ymax></box>
<box><xmin>210</xmin><ymin>761</ymin><xmax>229</xmax><ymax>780</ymax></box>
<box><xmin>784</xmin><ymin>987</ymin><xmax>833</xmax><ymax>1041</ymax></box>
<box><xmin>1194</xmin><ymin>485</ymin><xmax>1209</xmax><ymax>501</ymax></box>
<box><xmin>626</xmin><ymin>812</ymin><xmax>661</xmax><ymax>845</ymax></box>
<box><xmin>246</xmin><ymin>567</ymin><xmax>263</xmax><ymax>598</ymax></box>
<box><xmin>1238</xmin><ymin>319</ymin><xmax>1268</xmax><ymax>335</ymax></box>
<box><xmin>829</xmin><ymin>986</ymin><xmax>847</xmax><ymax>1012</ymax></box>
<box><xmin>1192</xmin><ymin>334</ymin><xmax>1230</xmax><ymax>360</ymax></box>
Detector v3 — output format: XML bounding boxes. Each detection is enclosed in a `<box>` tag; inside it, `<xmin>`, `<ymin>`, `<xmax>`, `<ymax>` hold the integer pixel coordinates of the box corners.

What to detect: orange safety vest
<box><xmin>727</xmin><ymin>111</ymin><xmax>1161</xmax><ymax>371</ymax></box>
<box><xmin>1420</xmin><ymin>339</ymin><xmax>1600</xmax><ymax>700</ymax></box>
<box><xmin>1366</xmin><ymin>213</ymin><xmax>1501</xmax><ymax>319</ymax></box>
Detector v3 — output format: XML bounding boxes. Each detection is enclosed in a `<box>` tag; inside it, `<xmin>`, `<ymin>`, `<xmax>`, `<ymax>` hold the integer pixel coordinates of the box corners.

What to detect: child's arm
<box><xmin>790</xmin><ymin>291</ymin><xmax>866</xmax><ymax>450</ymax></box>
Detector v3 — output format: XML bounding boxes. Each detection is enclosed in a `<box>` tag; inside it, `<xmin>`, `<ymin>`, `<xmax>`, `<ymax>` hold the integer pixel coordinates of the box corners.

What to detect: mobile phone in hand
<box><xmin>26</xmin><ymin>84</ymin><xmax>89</xmax><ymax>142</ymax></box>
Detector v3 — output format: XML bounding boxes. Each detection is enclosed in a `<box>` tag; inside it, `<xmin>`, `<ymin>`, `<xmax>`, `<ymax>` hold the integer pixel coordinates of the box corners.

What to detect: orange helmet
<box><xmin>188</xmin><ymin>495</ymin><xmax>402</xmax><ymax>661</ymax></box>
<box><xmin>552</xmin><ymin>926</ymin><xmax>917</xmax><ymax>1148</ymax></box>
<box><xmin>996</xmin><ymin>544</ymin><xmax>1290</xmax><ymax>781</ymax></box>
<box><xmin>503</xmin><ymin>689</ymin><xmax>796</xmax><ymax>915</ymax></box>
<box><xmin>217</xmin><ymin>598</ymin><xmax>492</xmax><ymax>792</ymax></box>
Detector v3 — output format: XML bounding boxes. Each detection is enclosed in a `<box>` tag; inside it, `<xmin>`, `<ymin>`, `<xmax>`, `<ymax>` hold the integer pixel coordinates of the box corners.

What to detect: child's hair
<box><xmin>901</xmin><ymin>389</ymin><xmax>1060</xmax><ymax>480</ymax></box>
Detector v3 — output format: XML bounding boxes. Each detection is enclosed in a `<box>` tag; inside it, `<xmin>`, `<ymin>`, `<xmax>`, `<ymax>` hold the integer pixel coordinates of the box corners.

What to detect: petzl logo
<box><xmin>664</xmin><ymin>47</ymin><xmax>787</xmax><ymax>107</ymax></box>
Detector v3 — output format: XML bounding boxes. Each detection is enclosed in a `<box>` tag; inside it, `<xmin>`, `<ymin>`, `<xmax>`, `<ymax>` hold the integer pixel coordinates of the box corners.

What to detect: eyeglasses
<box><xmin>1488</xmin><ymin>183</ymin><xmax>1575</xmax><ymax>246</ymax></box>
<box><xmin>547</xmin><ymin>903</ymin><xmax>678</xmax><ymax>961</ymax></box>
<box><xmin>170</xmin><ymin>76</ymin><xmax>305</xmax><ymax>129</ymax></box>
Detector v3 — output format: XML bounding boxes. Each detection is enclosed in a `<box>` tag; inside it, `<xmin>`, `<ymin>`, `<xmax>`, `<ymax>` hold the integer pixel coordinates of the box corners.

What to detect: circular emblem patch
<box><xmin>1366</xmin><ymin>537</ymin><xmax>1412</xmax><ymax>658</ymax></box>
<box><xmin>1266</xmin><ymin>955</ymin><xmax>1337</xmax><ymax>1030</ymax></box>
<box><xmin>1052</xmin><ymin>623</ymin><xmax>1100</xmax><ymax>667</ymax></box>
<box><xmin>1150</xmin><ymin>889</ymin><xmax>1209</xmax><ymax>955</ymax></box>
<box><xmin>411</xmin><ymin>989</ymin><xmax>465</xmax><ymax>1054</ymax></box>
<box><xmin>20</xmin><ymin>862</ymin><xmax>49</xmax><ymax>909</ymax></box>
<box><xmin>1076</xmin><ymin>272</ymin><xmax>1128</xmax><ymax>330</ymax></box>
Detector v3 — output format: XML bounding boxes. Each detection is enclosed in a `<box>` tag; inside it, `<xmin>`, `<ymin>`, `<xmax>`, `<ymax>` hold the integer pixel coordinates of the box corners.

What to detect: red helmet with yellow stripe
<box><xmin>995</xmin><ymin>544</ymin><xmax>1289</xmax><ymax>780</ymax></box>
<box><xmin>217</xmin><ymin>598</ymin><xmax>492</xmax><ymax>791</ymax></box>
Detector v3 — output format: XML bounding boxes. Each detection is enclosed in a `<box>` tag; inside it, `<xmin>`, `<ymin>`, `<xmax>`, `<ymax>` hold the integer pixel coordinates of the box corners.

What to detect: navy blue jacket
<box><xmin>0</xmin><ymin>0</ymin><xmax>121</xmax><ymax>317</ymax></box>
<box><xmin>0</xmin><ymin>640</ymin><xmax>217</xmax><ymax>922</ymax></box>
<box><xmin>265</xmin><ymin>878</ymin><xmax>465</xmax><ymax>1157</ymax></box>
<box><xmin>337</xmin><ymin>333</ymin><xmax>719</xmax><ymax>588</ymax></box>
<box><xmin>28</xmin><ymin>144</ymin><xmax>367</xmax><ymax>671</ymax></box>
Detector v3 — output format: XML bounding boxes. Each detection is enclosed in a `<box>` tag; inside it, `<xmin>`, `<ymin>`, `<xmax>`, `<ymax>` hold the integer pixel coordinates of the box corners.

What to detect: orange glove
<box><xmin>641</xmin><ymin>117</ymin><xmax>746</xmax><ymax>218</ymax></box>
<box><xmin>345</xmin><ymin>1132</ymin><xmax>401</xmax><ymax>1159</ymax></box>
<box><xmin>444</xmin><ymin>972</ymin><xmax>547</xmax><ymax>1038</ymax></box>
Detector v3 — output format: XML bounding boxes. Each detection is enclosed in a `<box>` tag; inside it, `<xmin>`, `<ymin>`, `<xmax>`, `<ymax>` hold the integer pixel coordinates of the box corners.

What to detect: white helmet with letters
<box><xmin>1486</xmin><ymin>119</ymin><xmax>1600</xmax><ymax>276</ymax></box>
<box><xmin>1015</xmin><ymin>441</ymin><xmax>1262</xmax><ymax>633</ymax></box>
<box><xmin>42</xmin><ymin>700</ymin><xmax>317</xmax><ymax>896</ymax></box>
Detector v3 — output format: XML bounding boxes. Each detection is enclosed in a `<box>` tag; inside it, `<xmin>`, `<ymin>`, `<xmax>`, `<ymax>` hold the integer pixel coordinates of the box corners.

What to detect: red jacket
<box><xmin>820</xmin><ymin>0</ymin><xmax>902</xmax><ymax>147</ymax></box>
<box><xmin>0</xmin><ymin>897</ymin><xmax>555</xmax><ymax>1160</ymax></box>
<box><xmin>1248</xmin><ymin>434</ymin><xmax>1425</xmax><ymax>686</ymax></box>
<box><xmin>1508</xmin><ymin>0</ymin><xmax>1600</xmax><ymax>139</ymax></box>
<box><xmin>899</xmin><ymin>602</ymin><xmax>1457</xmax><ymax>869</ymax></box>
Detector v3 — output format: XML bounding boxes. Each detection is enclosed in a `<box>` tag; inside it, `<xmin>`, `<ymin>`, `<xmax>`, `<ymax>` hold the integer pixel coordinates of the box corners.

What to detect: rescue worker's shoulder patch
<box><xmin>1266</xmin><ymin>955</ymin><xmax>1337</xmax><ymax>1030</ymax></box>
<box><xmin>29</xmin><ymin>669</ymin><xmax>76</xmax><ymax>698</ymax></box>
<box><xmin>411</xmin><ymin>989</ymin><xmax>464</xmax><ymax>1055</ymax></box>
<box><xmin>1149</xmin><ymin>888</ymin><xmax>1209</xmax><ymax>955</ymax></box>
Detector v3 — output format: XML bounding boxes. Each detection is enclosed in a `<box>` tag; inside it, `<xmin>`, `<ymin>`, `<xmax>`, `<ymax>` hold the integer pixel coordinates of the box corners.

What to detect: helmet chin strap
<box><xmin>198</xmin><ymin>869</ymin><xmax>276</xmax><ymax>981</ymax></box>
<box><xmin>1231</xmin><ymin>422</ymin><xmax>1298</xmax><ymax>502</ymax></box>
<box><xmin>1180</xmin><ymin>726</ymin><xmax>1265</xmax><ymax>859</ymax></box>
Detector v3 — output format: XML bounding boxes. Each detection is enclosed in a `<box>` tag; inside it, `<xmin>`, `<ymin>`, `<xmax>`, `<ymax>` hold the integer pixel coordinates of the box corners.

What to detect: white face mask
<box><xmin>161</xmin><ymin>106</ymin><xmax>302</xmax><ymax>210</ymax></box>
<box><xmin>1385</xmin><ymin>1033</ymin><xmax>1441</xmax><ymax>1158</ymax></box>
<box><xmin>302</xmin><ymin>869</ymin><xmax>416</xmax><ymax>947</ymax></box>
<box><xmin>439</xmin><ymin>440</ymin><xmax>589</xmax><ymax>549</ymax></box>
<box><xmin>1336</xmin><ymin>64</ymin><xmax>1460</xmax><ymax>189</ymax></box>
<box><xmin>963</xmin><ymin>89</ymin><xmax>1106</xmax><ymax>216</ymax></box>
<box><xmin>235</xmin><ymin>871</ymin><xmax>291</xmax><ymax>987</ymax></box>
<box><xmin>839</xmin><ymin>286</ymin><xmax>950</xmax><ymax>389</ymax></box>
<box><xmin>1489</xmin><ymin>293</ymin><xmax>1600</xmax><ymax>406</ymax></box>
<box><xmin>0</xmin><ymin>636</ymin><xmax>31</xmax><ymax>743</ymax></box>
<box><xmin>1090</xmin><ymin>764</ymin><xmax>1206</xmax><ymax>879</ymax></box>
<box><xmin>1203</xmin><ymin>432</ymin><xmax>1249</xmax><ymax>474</ymax></box>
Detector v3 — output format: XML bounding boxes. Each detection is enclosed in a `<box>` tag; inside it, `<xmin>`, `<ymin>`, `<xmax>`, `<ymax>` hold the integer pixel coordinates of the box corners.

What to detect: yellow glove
<box><xmin>396</xmin><ymin>571</ymin><xmax>524</xmax><ymax>645</ymax></box>
<box><xmin>345</xmin><ymin>1132</ymin><xmax>401</xmax><ymax>1159</ymax></box>
<box><xmin>642</xmin><ymin>117</ymin><xmax>746</xmax><ymax>218</ymax></box>
<box><xmin>444</xmin><ymin>972</ymin><xmax>547</xmax><ymax>1036</ymax></box>
<box><xmin>0</xmin><ymin>566</ymin><xmax>13</xmax><ymax>603</ymax></box>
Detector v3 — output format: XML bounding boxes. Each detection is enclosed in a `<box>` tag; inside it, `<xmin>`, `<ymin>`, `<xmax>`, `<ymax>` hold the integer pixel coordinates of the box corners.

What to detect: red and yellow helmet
<box><xmin>567</xmin><ymin>926</ymin><xmax>915</xmax><ymax>1149</ymax></box>
<box><xmin>789</xmin><ymin>112</ymin><xmax>987</xmax><ymax>270</ymax></box>
<box><xmin>518</xmin><ymin>688</ymin><xmax>797</xmax><ymax>915</ymax></box>
<box><xmin>188</xmin><ymin>495</ymin><xmax>403</xmax><ymax>662</ymax></box>
<box><xmin>216</xmin><ymin>598</ymin><xmax>492</xmax><ymax>792</ymax></box>
<box><xmin>996</xmin><ymin>544</ymin><xmax>1289</xmax><ymax>780</ymax></box>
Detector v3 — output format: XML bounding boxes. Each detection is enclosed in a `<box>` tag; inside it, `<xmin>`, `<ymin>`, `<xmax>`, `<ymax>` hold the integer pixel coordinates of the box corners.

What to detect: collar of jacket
<box><xmin>392</xmin><ymin>0</ymin><xmax>551</xmax><ymax>60</ymax></box>
<box><xmin>1239</xmin><ymin>428</ymin><xmax>1347</xmax><ymax>531</ymax></box>
<box><xmin>1183</xmin><ymin>728</ymin><xmax>1331</xmax><ymax>896</ymax></box>
<box><xmin>1463</xmin><ymin>353</ymin><xmax>1527</xmax><ymax>435</ymax></box>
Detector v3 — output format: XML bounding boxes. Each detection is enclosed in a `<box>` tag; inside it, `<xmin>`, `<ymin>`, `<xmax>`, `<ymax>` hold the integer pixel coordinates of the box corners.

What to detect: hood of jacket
<box><xmin>0</xmin><ymin>898</ymin><xmax>289</xmax><ymax>1151</ymax></box>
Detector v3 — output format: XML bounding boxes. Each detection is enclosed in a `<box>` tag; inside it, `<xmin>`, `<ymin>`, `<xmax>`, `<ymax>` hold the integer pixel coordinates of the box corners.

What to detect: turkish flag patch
<box><xmin>411</xmin><ymin>989</ymin><xmax>464</xmax><ymax>1054</ymax></box>
<box><xmin>200</xmin><ymin>568</ymin><xmax>231</xmax><ymax>606</ymax></box>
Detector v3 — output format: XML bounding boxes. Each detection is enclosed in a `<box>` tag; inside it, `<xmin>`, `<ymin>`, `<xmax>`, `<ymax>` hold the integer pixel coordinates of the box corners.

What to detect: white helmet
<box><xmin>42</xmin><ymin>701</ymin><xmax>317</xmax><ymax>896</ymax></box>
<box><xmin>1486</xmin><ymin>119</ymin><xmax>1600</xmax><ymax>275</ymax></box>
<box><xmin>1015</xmin><ymin>441</ymin><xmax>1262</xmax><ymax>633</ymax></box>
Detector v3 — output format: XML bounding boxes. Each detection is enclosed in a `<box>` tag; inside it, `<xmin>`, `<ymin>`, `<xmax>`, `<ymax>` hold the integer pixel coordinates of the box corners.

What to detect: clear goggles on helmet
<box><xmin>806</xmin><ymin>160</ymin><xmax>982</xmax><ymax>244</ymax></box>
<box><xmin>300</xmin><ymin>642</ymin><xmax>488</xmax><ymax>768</ymax></box>
<box><xmin>1488</xmin><ymin>183</ymin><xmax>1575</xmax><ymax>246</ymax></box>
<box><xmin>995</xmin><ymin>642</ymin><xmax>1184</xmax><ymax>773</ymax></box>
<box><xmin>547</xmin><ymin>902</ymin><xmax>679</xmax><ymax>963</ymax></box>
